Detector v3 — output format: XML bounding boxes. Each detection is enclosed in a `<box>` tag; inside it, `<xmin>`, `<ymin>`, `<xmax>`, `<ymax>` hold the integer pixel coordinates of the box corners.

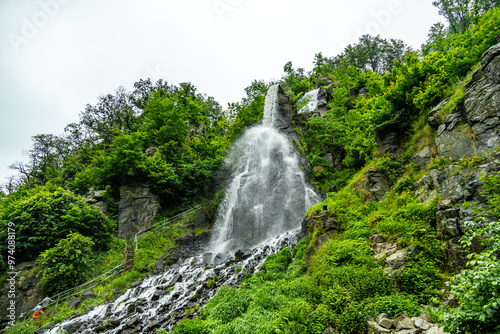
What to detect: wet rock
<box><xmin>354</xmin><ymin>167</ymin><xmax>391</xmax><ymax>201</ymax></box>
<box><xmin>385</xmin><ymin>250</ymin><xmax>407</xmax><ymax>272</ymax></box>
<box><xmin>67</xmin><ymin>297</ymin><xmax>81</xmax><ymax>309</ymax></box>
<box><xmin>434</xmin><ymin>42</ymin><xmax>500</xmax><ymax>161</ymax></box>
<box><xmin>175</xmin><ymin>232</ymin><xmax>195</xmax><ymax>245</ymax></box>
<box><xmin>426</xmin><ymin>327</ymin><xmax>449</xmax><ymax>334</ymax></box>
<box><xmin>376</xmin><ymin>131</ymin><xmax>403</xmax><ymax>159</ymax></box>
<box><xmin>130</xmin><ymin>281</ymin><xmax>141</xmax><ymax>288</ymax></box>
<box><xmin>194</xmin><ymin>210</ymin><xmax>212</xmax><ymax>229</ymax></box>
<box><xmin>446</xmin><ymin>237</ymin><xmax>467</xmax><ymax>269</ymax></box>
<box><xmin>155</xmin><ymin>262</ymin><xmax>164</xmax><ymax>271</ymax></box>
<box><xmin>428</xmin><ymin>98</ymin><xmax>449</xmax><ymax>128</ymax></box>
<box><xmin>152</xmin><ymin>289</ymin><xmax>164</xmax><ymax>301</ymax></box>
<box><xmin>144</xmin><ymin>320</ymin><xmax>160</xmax><ymax>331</ymax></box>
<box><xmin>203</xmin><ymin>252</ymin><xmax>213</xmax><ymax>264</ymax></box>
<box><xmin>234</xmin><ymin>249</ymin><xmax>252</xmax><ymax>261</ymax></box>
<box><xmin>324</xmin><ymin>216</ymin><xmax>339</xmax><ymax>231</ymax></box>
<box><xmin>394</xmin><ymin>329</ymin><xmax>421</xmax><ymax>334</ymax></box>
<box><xmin>63</xmin><ymin>322</ymin><xmax>82</xmax><ymax>333</ymax></box>
<box><xmin>214</xmin><ymin>251</ymin><xmax>231</xmax><ymax>265</ymax></box>
<box><xmin>81</xmin><ymin>289</ymin><xmax>96</xmax><ymax>300</ymax></box>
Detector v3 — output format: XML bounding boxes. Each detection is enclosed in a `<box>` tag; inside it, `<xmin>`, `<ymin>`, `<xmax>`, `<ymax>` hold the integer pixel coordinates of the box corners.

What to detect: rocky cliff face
<box><xmin>431</xmin><ymin>42</ymin><xmax>500</xmax><ymax>159</ymax></box>
<box><xmin>118</xmin><ymin>185</ymin><xmax>159</xmax><ymax>239</ymax></box>
<box><xmin>415</xmin><ymin>41</ymin><xmax>500</xmax><ymax>269</ymax></box>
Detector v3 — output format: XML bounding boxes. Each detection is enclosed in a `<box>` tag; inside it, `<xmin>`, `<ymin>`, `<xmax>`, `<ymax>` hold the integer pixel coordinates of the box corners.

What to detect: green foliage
<box><xmin>310</xmin><ymin>239</ymin><xmax>375</xmax><ymax>269</ymax></box>
<box><xmin>5</xmin><ymin>323</ymin><xmax>40</xmax><ymax>334</ymax></box>
<box><xmin>440</xmin><ymin>171</ymin><xmax>500</xmax><ymax>333</ymax></box>
<box><xmin>0</xmin><ymin>186</ymin><xmax>115</xmax><ymax>263</ymax></box>
<box><xmin>338</xmin><ymin>34</ymin><xmax>412</xmax><ymax>74</ymax></box>
<box><xmin>262</xmin><ymin>247</ymin><xmax>293</xmax><ymax>280</ymax></box>
<box><xmin>363</xmin><ymin>293</ymin><xmax>421</xmax><ymax>318</ymax></box>
<box><xmin>395</xmin><ymin>263</ymin><xmax>441</xmax><ymax>303</ymax></box>
<box><xmin>275</xmin><ymin>299</ymin><xmax>327</xmax><ymax>334</ymax></box>
<box><xmin>204</xmin><ymin>286</ymin><xmax>252</xmax><ymax>324</ymax></box>
<box><xmin>174</xmin><ymin>318</ymin><xmax>209</xmax><ymax>334</ymax></box>
<box><xmin>432</xmin><ymin>0</ymin><xmax>499</xmax><ymax>34</ymax></box>
<box><xmin>376</xmin><ymin>7</ymin><xmax>500</xmax><ymax>136</ymax></box>
<box><xmin>37</xmin><ymin>232</ymin><xmax>94</xmax><ymax>294</ymax></box>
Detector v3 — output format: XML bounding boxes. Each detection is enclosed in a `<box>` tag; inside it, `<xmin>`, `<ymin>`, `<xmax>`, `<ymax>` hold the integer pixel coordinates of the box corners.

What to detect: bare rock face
<box><xmin>83</xmin><ymin>188</ymin><xmax>108</xmax><ymax>213</ymax></box>
<box><xmin>118</xmin><ymin>185</ymin><xmax>159</xmax><ymax>239</ymax></box>
<box><xmin>273</xmin><ymin>85</ymin><xmax>296</xmax><ymax>132</ymax></box>
<box><xmin>434</xmin><ymin>42</ymin><xmax>500</xmax><ymax>159</ymax></box>
<box><xmin>413</xmin><ymin>151</ymin><xmax>500</xmax><ymax>269</ymax></box>
<box><xmin>354</xmin><ymin>167</ymin><xmax>391</xmax><ymax>201</ymax></box>
<box><xmin>0</xmin><ymin>265</ymin><xmax>43</xmax><ymax>329</ymax></box>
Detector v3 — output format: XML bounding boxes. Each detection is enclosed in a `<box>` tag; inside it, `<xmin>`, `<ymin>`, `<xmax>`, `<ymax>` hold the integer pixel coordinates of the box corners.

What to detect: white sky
<box><xmin>0</xmin><ymin>0</ymin><xmax>443</xmax><ymax>185</ymax></box>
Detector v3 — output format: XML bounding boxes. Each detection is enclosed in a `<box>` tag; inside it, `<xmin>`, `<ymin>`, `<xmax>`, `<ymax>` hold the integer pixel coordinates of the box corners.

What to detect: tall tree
<box><xmin>340</xmin><ymin>35</ymin><xmax>411</xmax><ymax>74</ymax></box>
<box><xmin>432</xmin><ymin>0</ymin><xmax>499</xmax><ymax>34</ymax></box>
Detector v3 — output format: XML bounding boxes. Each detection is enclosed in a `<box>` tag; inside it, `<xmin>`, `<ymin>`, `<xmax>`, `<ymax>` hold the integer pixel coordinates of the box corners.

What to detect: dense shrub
<box><xmin>0</xmin><ymin>186</ymin><xmax>115</xmax><ymax>263</ymax></box>
<box><xmin>37</xmin><ymin>232</ymin><xmax>94</xmax><ymax>294</ymax></box>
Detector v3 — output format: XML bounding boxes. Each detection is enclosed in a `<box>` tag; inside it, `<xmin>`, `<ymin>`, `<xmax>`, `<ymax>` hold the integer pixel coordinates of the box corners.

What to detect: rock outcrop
<box><xmin>272</xmin><ymin>85</ymin><xmax>295</xmax><ymax>133</ymax></box>
<box><xmin>433</xmin><ymin>42</ymin><xmax>500</xmax><ymax>159</ymax></box>
<box><xmin>0</xmin><ymin>263</ymin><xmax>43</xmax><ymax>329</ymax></box>
<box><xmin>83</xmin><ymin>188</ymin><xmax>108</xmax><ymax>213</ymax></box>
<box><xmin>415</xmin><ymin>151</ymin><xmax>500</xmax><ymax>269</ymax></box>
<box><xmin>354</xmin><ymin>167</ymin><xmax>392</xmax><ymax>201</ymax></box>
<box><xmin>367</xmin><ymin>313</ymin><xmax>448</xmax><ymax>334</ymax></box>
<box><xmin>411</xmin><ymin>42</ymin><xmax>500</xmax><ymax>270</ymax></box>
<box><xmin>118</xmin><ymin>185</ymin><xmax>159</xmax><ymax>239</ymax></box>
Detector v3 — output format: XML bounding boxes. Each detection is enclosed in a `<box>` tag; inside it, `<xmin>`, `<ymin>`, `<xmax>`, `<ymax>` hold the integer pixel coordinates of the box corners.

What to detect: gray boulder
<box><xmin>81</xmin><ymin>289</ymin><xmax>96</xmax><ymax>300</ymax></box>
<box><xmin>67</xmin><ymin>297</ymin><xmax>81</xmax><ymax>309</ymax></box>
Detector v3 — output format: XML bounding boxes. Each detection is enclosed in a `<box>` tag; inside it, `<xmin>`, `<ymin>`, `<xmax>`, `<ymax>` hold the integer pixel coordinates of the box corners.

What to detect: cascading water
<box><xmin>298</xmin><ymin>88</ymin><xmax>320</xmax><ymax>114</ymax></box>
<box><xmin>45</xmin><ymin>84</ymin><xmax>320</xmax><ymax>334</ymax></box>
<box><xmin>208</xmin><ymin>84</ymin><xmax>319</xmax><ymax>257</ymax></box>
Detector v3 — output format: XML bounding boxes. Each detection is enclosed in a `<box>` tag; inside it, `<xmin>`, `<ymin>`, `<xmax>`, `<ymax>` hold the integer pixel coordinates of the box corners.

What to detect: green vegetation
<box><xmin>1</xmin><ymin>3</ymin><xmax>500</xmax><ymax>333</ymax></box>
<box><xmin>0</xmin><ymin>186</ymin><xmax>115</xmax><ymax>267</ymax></box>
<box><xmin>438</xmin><ymin>172</ymin><xmax>500</xmax><ymax>333</ymax></box>
<box><xmin>37</xmin><ymin>232</ymin><xmax>95</xmax><ymax>294</ymax></box>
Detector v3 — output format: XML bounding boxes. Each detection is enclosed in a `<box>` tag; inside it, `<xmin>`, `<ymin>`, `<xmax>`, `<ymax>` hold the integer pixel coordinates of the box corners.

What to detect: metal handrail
<box><xmin>45</xmin><ymin>201</ymin><xmax>209</xmax><ymax>308</ymax></box>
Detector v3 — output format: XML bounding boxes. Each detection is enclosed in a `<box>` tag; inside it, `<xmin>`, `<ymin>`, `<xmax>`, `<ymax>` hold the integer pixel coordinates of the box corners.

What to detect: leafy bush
<box><xmin>37</xmin><ymin>232</ymin><xmax>94</xmax><ymax>294</ymax></box>
<box><xmin>262</xmin><ymin>247</ymin><xmax>293</xmax><ymax>280</ymax></box>
<box><xmin>204</xmin><ymin>286</ymin><xmax>252</xmax><ymax>324</ymax></box>
<box><xmin>363</xmin><ymin>293</ymin><xmax>421</xmax><ymax>318</ymax></box>
<box><xmin>173</xmin><ymin>318</ymin><xmax>209</xmax><ymax>334</ymax></box>
<box><xmin>0</xmin><ymin>186</ymin><xmax>115</xmax><ymax>263</ymax></box>
<box><xmin>395</xmin><ymin>264</ymin><xmax>440</xmax><ymax>304</ymax></box>
<box><xmin>275</xmin><ymin>298</ymin><xmax>327</xmax><ymax>334</ymax></box>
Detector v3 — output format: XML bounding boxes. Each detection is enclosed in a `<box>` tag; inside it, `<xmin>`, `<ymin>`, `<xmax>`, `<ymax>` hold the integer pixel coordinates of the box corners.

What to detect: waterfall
<box><xmin>298</xmin><ymin>88</ymin><xmax>320</xmax><ymax>114</ymax></box>
<box><xmin>45</xmin><ymin>84</ymin><xmax>320</xmax><ymax>334</ymax></box>
<box><xmin>208</xmin><ymin>84</ymin><xmax>320</xmax><ymax>256</ymax></box>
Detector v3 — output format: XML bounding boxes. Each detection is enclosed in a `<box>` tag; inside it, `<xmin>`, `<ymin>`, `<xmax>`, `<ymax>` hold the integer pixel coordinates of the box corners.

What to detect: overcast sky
<box><xmin>0</xmin><ymin>0</ymin><xmax>443</xmax><ymax>185</ymax></box>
